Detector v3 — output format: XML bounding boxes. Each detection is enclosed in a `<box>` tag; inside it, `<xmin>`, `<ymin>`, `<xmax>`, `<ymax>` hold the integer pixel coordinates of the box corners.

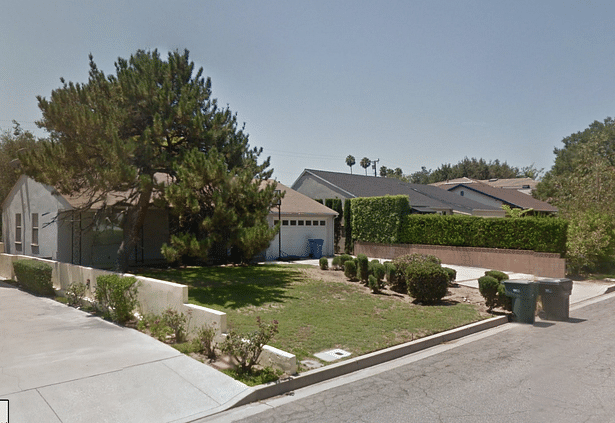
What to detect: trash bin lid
<box><xmin>538</xmin><ymin>278</ymin><xmax>573</xmax><ymax>292</ymax></box>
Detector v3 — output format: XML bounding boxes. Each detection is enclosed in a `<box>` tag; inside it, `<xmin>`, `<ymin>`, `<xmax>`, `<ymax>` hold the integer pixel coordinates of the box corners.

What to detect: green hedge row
<box><xmin>400</xmin><ymin>214</ymin><xmax>567</xmax><ymax>256</ymax></box>
<box><xmin>13</xmin><ymin>260</ymin><xmax>54</xmax><ymax>296</ymax></box>
<box><xmin>350</xmin><ymin>196</ymin><xmax>411</xmax><ymax>244</ymax></box>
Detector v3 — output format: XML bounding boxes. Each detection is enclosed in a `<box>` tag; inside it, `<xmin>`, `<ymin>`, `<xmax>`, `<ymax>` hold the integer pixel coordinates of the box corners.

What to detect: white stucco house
<box><xmin>263</xmin><ymin>182</ymin><xmax>338</xmax><ymax>260</ymax></box>
<box><xmin>2</xmin><ymin>175</ymin><xmax>169</xmax><ymax>268</ymax></box>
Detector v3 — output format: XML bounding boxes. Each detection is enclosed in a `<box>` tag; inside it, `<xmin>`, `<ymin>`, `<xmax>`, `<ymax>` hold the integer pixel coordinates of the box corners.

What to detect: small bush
<box><xmin>13</xmin><ymin>260</ymin><xmax>54</xmax><ymax>296</ymax></box>
<box><xmin>319</xmin><ymin>257</ymin><xmax>329</xmax><ymax>270</ymax></box>
<box><xmin>66</xmin><ymin>281</ymin><xmax>87</xmax><ymax>307</ymax></box>
<box><xmin>220</xmin><ymin>316</ymin><xmax>279</xmax><ymax>374</ymax></box>
<box><xmin>478</xmin><ymin>276</ymin><xmax>499</xmax><ymax>312</ymax></box>
<box><xmin>370</xmin><ymin>262</ymin><xmax>386</xmax><ymax>282</ymax></box>
<box><xmin>443</xmin><ymin>267</ymin><xmax>457</xmax><ymax>286</ymax></box>
<box><xmin>344</xmin><ymin>260</ymin><xmax>358</xmax><ymax>281</ymax></box>
<box><xmin>194</xmin><ymin>322</ymin><xmax>218</xmax><ymax>360</ymax></box>
<box><xmin>405</xmin><ymin>262</ymin><xmax>449</xmax><ymax>304</ymax></box>
<box><xmin>497</xmin><ymin>283</ymin><xmax>513</xmax><ymax>311</ymax></box>
<box><xmin>339</xmin><ymin>254</ymin><xmax>353</xmax><ymax>269</ymax></box>
<box><xmin>391</xmin><ymin>254</ymin><xmax>441</xmax><ymax>294</ymax></box>
<box><xmin>162</xmin><ymin>308</ymin><xmax>191</xmax><ymax>343</ymax></box>
<box><xmin>95</xmin><ymin>275</ymin><xmax>139</xmax><ymax>324</ymax></box>
<box><xmin>368</xmin><ymin>274</ymin><xmax>383</xmax><ymax>294</ymax></box>
<box><xmin>384</xmin><ymin>262</ymin><xmax>397</xmax><ymax>287</ymax></box>
<box><xmin>138</xmin><ymin>313</ymin><xmax>173</xmax><ymax>341</ymax></box>
<box><xmin>331</xmin><ymin>256</ymin><xmax>342</xmax><ymax>270</ymax></box>
<box><xmin>356</xmin><ymin>254</ymin><xmax>369</xmax><ymax>282</ymax></box>
<box><xmin>485</xmin><ymin>270</ymin><xmax>509</xmax><ymax>282</ymax></box>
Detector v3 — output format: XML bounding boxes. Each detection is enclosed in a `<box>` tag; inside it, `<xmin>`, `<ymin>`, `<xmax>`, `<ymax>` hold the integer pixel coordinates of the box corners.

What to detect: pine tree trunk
<box><xmin>116</xmin><ymin>185</ymin><xmax>153</xmax><ymax>273</ymax></box>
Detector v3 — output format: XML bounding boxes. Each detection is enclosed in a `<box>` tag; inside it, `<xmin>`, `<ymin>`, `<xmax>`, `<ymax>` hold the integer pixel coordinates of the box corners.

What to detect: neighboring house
<box><xmin>263</xmin><ymin>182</ymin><xmax>338</xmax><ymax>260</ymax></box>
<box><xmin>443</xmin><ymin>181</ymin><xmax>557</xmax><ymax>215</ymax></box>
<box><xmin>432</xmin><ymin>177</ymin><xmax>538</xmax><ymax>195</ymax></box>
<box><xmin>291</xmin><ymin>169</ymin><xmax>505</xmax><ymax>217</ymax></box>
<box><xmin>2</xmin><ymin>175</ymin><xmax>169</xmax><ymax>268</ymax></box>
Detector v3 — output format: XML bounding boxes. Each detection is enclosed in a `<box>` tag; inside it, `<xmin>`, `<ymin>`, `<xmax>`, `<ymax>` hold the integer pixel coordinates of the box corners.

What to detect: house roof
<box><xmin>446</xmin><ymin>181</ymin><xmax>557</xmax><ymax>212</ymax></box>
<box><xmin>270</xmin><ymin>181</ymin><xmax>338</xmax><ymax>216</ymax></box>
<box><xmin>293</xmin><ymin>169</ymin><xmax>502</xmax><ymax>215</ymax></box>
<box><xmin>431</xmin><ymin>177</ymin><xmax>538</xmax><ymax>192</ymax></box>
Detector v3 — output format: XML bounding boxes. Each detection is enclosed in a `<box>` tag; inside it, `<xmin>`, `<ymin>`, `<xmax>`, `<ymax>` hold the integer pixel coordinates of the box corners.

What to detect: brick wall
<box><xmin>354</xmin><ymin>242</ymin><xmax>565</xmax><ymax>278</ymax></box>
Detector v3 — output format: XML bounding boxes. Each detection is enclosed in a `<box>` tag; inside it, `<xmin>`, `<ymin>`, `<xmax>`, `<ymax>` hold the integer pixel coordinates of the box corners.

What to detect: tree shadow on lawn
<box><xmin>142</xmin><ymin>264</ymin><xmax>302</xmax><ymax>310</ymax></box>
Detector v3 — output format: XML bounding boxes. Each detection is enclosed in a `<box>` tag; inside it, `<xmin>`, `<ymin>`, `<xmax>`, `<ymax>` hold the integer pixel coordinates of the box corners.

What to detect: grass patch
<box><xmin>140</xmin><ymin>264</ymin><xmax>485</xmax><ymax>363</ymax></box>
<box><xmin>221</xmin><ymin>367</ymin><xmax>283</xmax><ymax>387</ymax></box>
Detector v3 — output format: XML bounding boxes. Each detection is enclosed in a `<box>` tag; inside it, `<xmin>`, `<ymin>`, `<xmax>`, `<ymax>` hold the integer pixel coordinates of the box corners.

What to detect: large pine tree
<box><xmin>21</xmin><ymin>49</ymin><xmax>276</xmax><ymax>270</ymax></box>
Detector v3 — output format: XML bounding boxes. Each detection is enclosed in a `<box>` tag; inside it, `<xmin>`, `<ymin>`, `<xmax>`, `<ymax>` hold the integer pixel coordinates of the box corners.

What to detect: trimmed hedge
<box><xmin>13</xmin><ymin>260</ymin><xmax>54</xmax><ymax>296</ymax></box>
<box><xmin>401</xmin><ymin>215</ymin><xmax>567</xmax><ymax>256</ymax></box>
<box><xmin>350</xmin><ymin>195</ymin><xmax>411</xmax><ymax>244</ymax></box>
<box><xmin>344</xmin><ymin>198</ymin><xmax>353</xmax><ymax>254</ymax></box>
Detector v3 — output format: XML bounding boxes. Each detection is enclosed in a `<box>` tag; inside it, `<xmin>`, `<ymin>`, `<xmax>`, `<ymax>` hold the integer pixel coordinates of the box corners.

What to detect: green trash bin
<box><xmin>503</xmin><ymin>280</ymin><xmax>539</xmax><ymax>324</ymax></box>
<box><xmin>538</xmin><ymin>278</ymin><xmax>573</xmax><ymax>321</ymax></box>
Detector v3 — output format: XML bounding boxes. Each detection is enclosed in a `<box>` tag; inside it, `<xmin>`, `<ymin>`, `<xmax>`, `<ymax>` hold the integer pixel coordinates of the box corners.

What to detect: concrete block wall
<box><xmin>354</xmin><ymin>242</ymin><xmax>566</xmax><ymax>278</ymax></box>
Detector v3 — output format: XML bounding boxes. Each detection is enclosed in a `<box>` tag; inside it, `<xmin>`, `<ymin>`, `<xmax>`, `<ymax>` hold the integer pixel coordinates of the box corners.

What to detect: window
<box><xmin>31</xmin><ymin>213</ymin><xmax>39</xmax><ymax>246</ymax></box>
<box><xmin>460</xmin><ymin>191</ymin><xmax>464</xmax><ymax>196</ymax></box>
<box><xmin>306</xmin><ymin>220</ymin><xmax>312</xmax><ymax>226</ymax></box>
<box><xmin>298</xmin><ymin>220</ymin><xmax>304</xmax><ymax>226</ymax></box>
<box><xmin>313</xmin><ymin>220</ymin><xmax>319</xmax><ymax>226</ymax></box>
<box><xmin>282</xmin><ymin>220</ymin><xmax>289</xmax><ymax>226</ymax></box>
<box><xmin>274</xmin><ymin>220</ymin><xmax>279</xmax><ymax>225</ymax></box>
<box><xmin>290</xmin><ymin>220</ymin><xmax>297</xmax><ymax>226</ymax></box>
<box><xmin>320</xmin><ymin>220</ymin><xmax>326</xmax><ymax>226</ymax></box>
<box><xmin>15</xmin><ymin>213</ymin><xmax>22</xmax><ymax>251</ymax></box>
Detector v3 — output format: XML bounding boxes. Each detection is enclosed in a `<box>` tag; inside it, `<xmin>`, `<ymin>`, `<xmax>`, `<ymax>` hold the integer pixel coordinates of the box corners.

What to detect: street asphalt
<box><xmin>1</xmin><ymin>260</ymin><xmax>614</xmax><ymax>422</ymax></box>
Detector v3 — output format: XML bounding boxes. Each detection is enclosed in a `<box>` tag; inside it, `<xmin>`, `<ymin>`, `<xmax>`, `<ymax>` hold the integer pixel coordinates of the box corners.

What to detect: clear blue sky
<box><xmin>2</xmin><ymin>0</ymin><xmax>615</xmax><ymax>186</ymax></box>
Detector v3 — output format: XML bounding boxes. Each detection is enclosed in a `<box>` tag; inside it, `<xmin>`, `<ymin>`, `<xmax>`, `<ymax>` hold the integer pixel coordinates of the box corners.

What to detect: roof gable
<box><xmin>271</xmin><ymin>181</ymin><xmax>338</xmax><ymax>216</ymax></box>
<box><xmin>447</xmin><ymin>182</ymin><xmax>557</xmax><ymax>212</ymax></box>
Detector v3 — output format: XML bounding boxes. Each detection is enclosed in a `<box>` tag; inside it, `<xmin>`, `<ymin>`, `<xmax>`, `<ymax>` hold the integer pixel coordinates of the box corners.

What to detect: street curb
<box><xmin>226</xmin><ymin>315</ymin><xmax>509</xmax><ymax>409</ymax></box>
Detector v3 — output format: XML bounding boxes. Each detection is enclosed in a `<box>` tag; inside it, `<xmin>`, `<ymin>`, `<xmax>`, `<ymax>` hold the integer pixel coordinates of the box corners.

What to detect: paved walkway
<box><xmin>0</xmin><ymin>281</ymin><xmax>250</xmax><ymax>423</ymax></box>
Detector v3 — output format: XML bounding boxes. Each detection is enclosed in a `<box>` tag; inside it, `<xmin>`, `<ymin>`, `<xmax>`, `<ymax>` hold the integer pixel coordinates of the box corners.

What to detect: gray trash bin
<box><xmin>503</xmin><ymin>280</ymin><xmax>539</xmax><ymax>324</ymax></box>
<box><xmin>538</xmin><ymin>278</ymin><xmax>573</xmax><ymax>321</ymax></box>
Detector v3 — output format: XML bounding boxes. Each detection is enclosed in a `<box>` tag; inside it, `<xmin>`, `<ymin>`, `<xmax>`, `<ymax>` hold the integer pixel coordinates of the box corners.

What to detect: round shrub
<box><xmin>391</xmin><ymin>254</ymin><xmax>441</xmax><ymax>294</ymax></box>
<box><xmin>319</xmin><ymin>257</ymin><xmax>329</xmax><ymax>270</ymax></box>
<box><xmin>331</xmin><ymin>256</ymin><xmax>342</xmax><ymax>270</ymax></box>
<box><xmin>478</xmin><ymin>275</ymin><xmax>499</xmax><ymax>312</ymax></box>
<box><xmin>344</xmin><ymin>260</ymin><xmax>358</xmax><ymax>281</ymax></box>
<box><xmin>485</xmin><ymin>270</ymin><xmax>508</xmax><ymax>282</ymax></box>
<box><xmin>443</xmin><ymin>267</ymin><xmax>457</xmax><ymax>286</ymax></box>
<box><xmin>339</xmin><ymin>254</ymin><xmax>353</xmax><ymax>270</ymax></box>
<box><xmin>13</xmin><ymin>260</ymin><xmax>54</xmax><ymax>297</ymax></box>
<box><xmin>405</xmin><ymin>262</ymin><xmax>449</xmax><ymax>304</ymax></box>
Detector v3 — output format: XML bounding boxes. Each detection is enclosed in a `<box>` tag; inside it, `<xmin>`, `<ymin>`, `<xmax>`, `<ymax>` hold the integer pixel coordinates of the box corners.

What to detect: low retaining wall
<box><xmin>354</xmin><ymin>242</ymin><xmax>566</xmax><ymax>278</ymax></box>
<box><xmin>1</xmin><ymin>253</ymin><xmax>295</xmax><ymax>373</ymax></box>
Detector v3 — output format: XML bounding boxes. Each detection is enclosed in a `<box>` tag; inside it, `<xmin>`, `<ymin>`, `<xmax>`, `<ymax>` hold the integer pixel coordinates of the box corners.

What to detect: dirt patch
<box><xmin>299</xmin><ymin>266</ymin><xmax>492</xmax><ymax>316</ymax></box>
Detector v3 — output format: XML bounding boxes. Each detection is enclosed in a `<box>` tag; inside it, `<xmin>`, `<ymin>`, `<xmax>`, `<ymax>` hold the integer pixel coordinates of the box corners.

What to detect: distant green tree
<box><xmin>20</xmin><ymin>49</ymin><xmax>272</xmax><ymax>271</ymax></box>
<box><xmin>0</xmin><ymin>122</ymin><xmax>38</xmax><ymax>203</ymax></box>
<box><xmin>346</xmin><ymin>155</ymin><xmax>356</xmax><ymax>174</ymax></box>
<box><xmin>536</xmin><ymin>124</ymin><xmax>615</xmax><ymax>272</ymax></box>
<box><xmin>360</xmin><ymin>157</ymin><xmax>371</xmax><ymax>175</ymax></box>
<box><xmin>409</xmin><ymin>157</ymin><xmax>527</xmax><ymax>184</ymax></box>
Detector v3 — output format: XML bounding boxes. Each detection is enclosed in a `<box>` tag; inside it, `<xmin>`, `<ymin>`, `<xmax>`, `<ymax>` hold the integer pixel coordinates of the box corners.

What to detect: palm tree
<box><xmin>360</xmin><ymin>157</ymin><xmax>371</xmax><ymax>175</ymax></box>
<box><xmin>346</xmin><ymin>155</ymin><xmax>356</xmax><ymax>174</ymax></box>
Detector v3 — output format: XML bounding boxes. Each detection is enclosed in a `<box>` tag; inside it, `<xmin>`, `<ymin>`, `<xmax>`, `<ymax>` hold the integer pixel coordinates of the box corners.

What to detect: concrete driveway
<box><xmin>0</xmin><ymin>281</ymin><xmax>249</xmax><ymax>423</ymax></box>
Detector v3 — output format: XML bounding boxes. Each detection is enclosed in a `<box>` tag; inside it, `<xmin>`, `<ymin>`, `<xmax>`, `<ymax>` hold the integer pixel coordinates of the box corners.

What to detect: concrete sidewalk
<box><xmin>0</xmin><ymin>281</ymin><xmax>250</xmax><ymax>423</ymax></box>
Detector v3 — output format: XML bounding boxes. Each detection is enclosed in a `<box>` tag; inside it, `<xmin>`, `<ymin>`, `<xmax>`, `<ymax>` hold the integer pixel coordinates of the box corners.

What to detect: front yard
<box><xmin>139</xmin><ymin>263</ymin><xmax>488</xmax><ymax>365</ymax></box>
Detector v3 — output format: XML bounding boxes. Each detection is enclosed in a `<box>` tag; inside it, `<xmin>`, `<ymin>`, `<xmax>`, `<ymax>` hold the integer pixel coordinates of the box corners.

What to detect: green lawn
<box><xmin>139</xmin><ymin>264</ymin><xmax>486</xmax><ymax>362</ymax></box>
